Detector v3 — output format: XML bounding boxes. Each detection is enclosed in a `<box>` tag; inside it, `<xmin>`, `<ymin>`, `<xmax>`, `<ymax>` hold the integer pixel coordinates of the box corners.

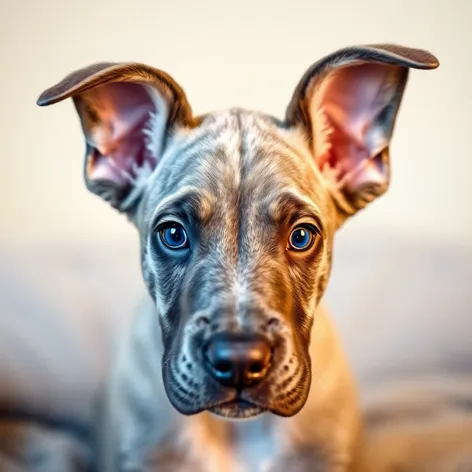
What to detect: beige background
<box><xmin>1</xmin><ymin>4</ymin><xmax>472</xmax><ymax>469</ymax></box>
<box><xmin>0</xmin><ymin>0</ymin><xmax>470</xmax><ymax>245</ymax></box>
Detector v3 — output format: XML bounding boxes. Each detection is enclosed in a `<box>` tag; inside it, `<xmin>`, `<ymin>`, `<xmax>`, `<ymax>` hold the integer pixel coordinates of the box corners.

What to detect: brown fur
<box><xmin>38</xmin><ymin>44</ymin><xmax>439</xmax><ymax>471</ymax></box>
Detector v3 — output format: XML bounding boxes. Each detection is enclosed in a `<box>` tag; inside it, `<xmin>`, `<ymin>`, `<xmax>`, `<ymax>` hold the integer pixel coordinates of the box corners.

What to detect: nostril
<box><xmin>214</xmin><ymin>360</ymin><xmax>232</xmax><ymax>375</ymax></box>
<box><xmin>248</xmin><ymin>362</ymin><xmax>264</xmax><ymax>374</ymax></box>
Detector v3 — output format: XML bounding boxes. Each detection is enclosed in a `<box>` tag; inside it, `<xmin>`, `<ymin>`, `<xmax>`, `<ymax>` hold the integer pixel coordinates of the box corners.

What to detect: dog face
<box><xmin>138</xmin><ymin>110</ymin><xmax>336</xmax><ymax>418</ymax></box>
<box><xmin>38</xmin><ymin>45</ymin><xmax>438</xmax><ymax>419</ymax></box>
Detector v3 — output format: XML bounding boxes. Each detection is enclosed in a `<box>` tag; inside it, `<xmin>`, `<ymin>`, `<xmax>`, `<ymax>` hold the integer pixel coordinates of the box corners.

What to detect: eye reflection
<box><xmin>288</xmin><ymin>226</ymin><xmax>316</xmax><ymax>251</ymax></box>
<box><xmin>159</xmin><ymin>223</ymin><xmax>189</xmax><ymax>250</ymax></box>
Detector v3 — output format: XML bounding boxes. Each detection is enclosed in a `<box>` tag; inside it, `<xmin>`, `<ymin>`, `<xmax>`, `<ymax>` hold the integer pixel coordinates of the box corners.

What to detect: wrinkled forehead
<box><xmin>143</xmin><ymin>109</ymin><xmax>329</xmax><ymax>229</ymax></box>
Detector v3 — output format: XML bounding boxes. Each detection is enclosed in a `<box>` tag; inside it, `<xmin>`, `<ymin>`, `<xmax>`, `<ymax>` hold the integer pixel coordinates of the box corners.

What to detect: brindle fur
<box><xmin>38</xmin><ymin>44</ymin><xmax>438</xmax><ymax>472</ymax></box>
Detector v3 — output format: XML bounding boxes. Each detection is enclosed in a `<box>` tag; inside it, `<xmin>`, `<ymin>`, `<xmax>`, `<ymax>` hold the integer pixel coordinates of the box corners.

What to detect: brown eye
<box><xmin>288</xmin><ymin>226</ymin><xmax>316</xmax><ymax>251</ymax></box>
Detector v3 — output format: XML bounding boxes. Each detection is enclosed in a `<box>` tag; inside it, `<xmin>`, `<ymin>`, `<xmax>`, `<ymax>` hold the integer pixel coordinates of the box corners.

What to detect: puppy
<box><xmin>38</xmin><ymin>44</ymin><xmax>439</xmax><ymax>472</ymax></box>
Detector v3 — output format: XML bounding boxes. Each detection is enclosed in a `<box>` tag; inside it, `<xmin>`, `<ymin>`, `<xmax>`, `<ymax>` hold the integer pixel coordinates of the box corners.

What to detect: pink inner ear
<box><xmin>312</xmin><ymin>63</ymin><xmax>401</xmax><ymax>188</ymax></box>
<box><xmin>79</xmin><ymin>82</ymin><xmax>161</xmax><ymax>186</ymax></box>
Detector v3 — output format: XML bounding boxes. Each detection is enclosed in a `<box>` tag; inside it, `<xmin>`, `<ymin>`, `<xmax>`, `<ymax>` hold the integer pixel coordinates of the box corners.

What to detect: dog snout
<box><xmin>204</xmin><ymin>333</ymin><xmax>272</xmax><ymax>388</ymax></box>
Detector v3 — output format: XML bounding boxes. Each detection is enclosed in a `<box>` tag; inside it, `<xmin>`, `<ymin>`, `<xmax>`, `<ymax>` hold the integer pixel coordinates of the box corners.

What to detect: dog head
<box><xmin>38</xmin><ymin>45</ymin><xmax>438</xmax><ymax>419</ymax></box>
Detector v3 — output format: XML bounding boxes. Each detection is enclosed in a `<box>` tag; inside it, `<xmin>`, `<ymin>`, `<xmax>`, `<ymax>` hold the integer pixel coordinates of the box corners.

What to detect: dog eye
<box><xmin>288</xmin><ymin>226</ymin><xmax>316</xmax><ymax>251</ymax></box>
<box><xmin>159</xmin><ymin>223</ymin><xmax>189</xmax><ymax>250</ymax></box>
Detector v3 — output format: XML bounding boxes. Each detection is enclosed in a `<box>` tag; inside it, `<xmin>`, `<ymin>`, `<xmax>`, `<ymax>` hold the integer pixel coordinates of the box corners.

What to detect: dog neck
<box><xmin>181</xmin><ymin>413</ymin><xmax>277</xmax><ymax>472</ymax></box>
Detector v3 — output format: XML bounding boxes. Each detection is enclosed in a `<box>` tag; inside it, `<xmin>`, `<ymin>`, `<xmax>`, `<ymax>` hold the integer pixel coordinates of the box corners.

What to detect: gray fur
<box><xmin>38</xmin><ymin>44</ymin><xmax>439</xmax><ymax>472</ymax></box>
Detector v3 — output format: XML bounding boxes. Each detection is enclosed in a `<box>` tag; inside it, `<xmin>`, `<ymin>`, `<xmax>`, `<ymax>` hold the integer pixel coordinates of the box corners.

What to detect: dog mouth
<box><xmin>209</xmin><ymin>399</ymin><xmax>267</xmax><ymax>419</ymax></box>
<box><xmin>163</xmin><ymin>345</ymin><xmax>312</xmax><ymax>419</ymax></box>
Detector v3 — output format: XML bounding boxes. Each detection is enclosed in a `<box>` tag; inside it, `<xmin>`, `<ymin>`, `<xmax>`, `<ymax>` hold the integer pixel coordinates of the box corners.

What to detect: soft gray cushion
<box><xmin>0</xmin><ymin>241</ymin><xmax>143</xmax><ymax>423</ymax></box>
<box><xmin>327</xmin><ymin>231</ymin><xmax>472</xmax><ymax>389</ymax></box>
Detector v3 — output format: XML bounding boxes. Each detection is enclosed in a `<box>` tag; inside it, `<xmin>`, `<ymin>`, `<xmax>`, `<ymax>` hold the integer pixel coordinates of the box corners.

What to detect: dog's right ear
<box><xmin>37</xmin><ymin>63</ymin><xmax>193</xmax><ymax>213</ymax></box>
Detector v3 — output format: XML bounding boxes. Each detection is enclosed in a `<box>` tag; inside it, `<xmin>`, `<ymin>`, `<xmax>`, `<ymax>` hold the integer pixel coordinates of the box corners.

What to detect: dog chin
<box><xmin>209</xmin><ymin>401</ymin><xmax>267</xmax><ymax>419</ymax></box>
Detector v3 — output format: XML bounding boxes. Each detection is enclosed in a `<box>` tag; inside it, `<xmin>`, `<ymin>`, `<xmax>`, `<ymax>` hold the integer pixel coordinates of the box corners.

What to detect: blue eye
<box><xmin>288</xmin><ymin>226</ymin><xmax>315</xmax><ymax>251</ymax></box>
<box><xmin>159</xmin><ymin>223</ymin><xmax>189</xmax><ymax>250</ymax></box>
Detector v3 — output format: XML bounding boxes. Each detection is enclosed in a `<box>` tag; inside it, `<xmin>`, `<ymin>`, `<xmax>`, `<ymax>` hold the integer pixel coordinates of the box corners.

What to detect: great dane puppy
<box><xmin>38</xmin><ymin>44</ymin><xmax>438</xmax><ymax>472</ymax></box>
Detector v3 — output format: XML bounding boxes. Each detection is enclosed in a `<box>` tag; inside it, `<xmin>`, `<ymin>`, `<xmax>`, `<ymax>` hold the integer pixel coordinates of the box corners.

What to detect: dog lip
<box><xmin>208</xmin><ymin>398</ymin><xmax>268</xmax><ymax>419</ymax></box>
<box><xmin>220</xmin><ymin>397</ymin><xmax>271</xmax><ymax>415</ymax></box>
<box><xmin>220</xmin><ymin>399</ymin><xmax>258</xmax><ymax>408</ymax></box>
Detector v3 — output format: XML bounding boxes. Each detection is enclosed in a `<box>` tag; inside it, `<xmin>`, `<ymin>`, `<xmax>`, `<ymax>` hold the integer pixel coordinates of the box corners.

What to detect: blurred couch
<box><xmin>0</xmin><ymin>232</ymin><xmax>471</xmax><ymax>471</ymax></box>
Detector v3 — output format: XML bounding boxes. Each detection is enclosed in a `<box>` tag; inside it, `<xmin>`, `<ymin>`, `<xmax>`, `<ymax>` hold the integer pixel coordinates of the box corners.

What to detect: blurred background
<box><xmin>0</xmin><ymin>0</ymin><xmax>471</xmax><ymax>470</ymax></box>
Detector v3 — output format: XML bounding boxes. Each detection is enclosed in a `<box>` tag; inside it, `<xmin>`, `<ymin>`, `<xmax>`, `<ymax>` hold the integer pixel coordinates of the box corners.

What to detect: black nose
<box><xmin>204</xmin><ymin>333</ymin><xmax>272</xmax><ymax>388</ymax></box>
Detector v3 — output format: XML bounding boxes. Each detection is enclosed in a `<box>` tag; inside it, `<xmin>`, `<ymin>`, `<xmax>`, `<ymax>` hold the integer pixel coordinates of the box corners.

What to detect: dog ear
<box><xmin>286</xmin><ymin>44</ymin><xmax>439</xmax><ymax>218</ymax></box>
<box><xmin>37</xmin><ymin>63</ymin><xmax>193</xmax><ymax>213</ymax></box>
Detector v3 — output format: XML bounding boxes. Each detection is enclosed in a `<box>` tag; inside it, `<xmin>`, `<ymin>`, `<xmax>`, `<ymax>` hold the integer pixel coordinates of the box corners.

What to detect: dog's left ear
<box><xmin>286</xmin><ymin>44</ymin><xmax>439</xmax><ymax>219</ymax></box>
<box><xmin>38</xmin><ymin>63</ymin><xmax>193</xmax><ymax>213</ymax></box>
